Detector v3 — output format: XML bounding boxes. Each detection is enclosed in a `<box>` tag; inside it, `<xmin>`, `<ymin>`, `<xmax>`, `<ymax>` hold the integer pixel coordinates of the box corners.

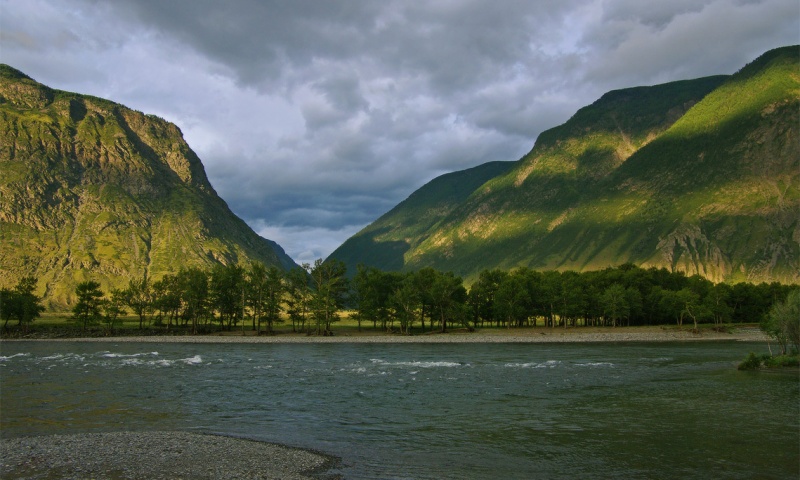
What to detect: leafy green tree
<box><xmin>285</xmin><ymin>265</ymin><xmax>311</xmax><ymax>333</ymax></box>
<box><xmin>210</xmin><ymin>264</ymin><xmax>246</xmax><ymax>330</ymax></box>
<box><xmin>412</xmin><ymin>268</ymin><xmax>437</xmax><ymax>332</ymax></box>
<box><xmin>539</xmin><ymin>270</ymin><xmax>562</xmax><ymax>327</ymax></box>
<box><xmin>0</xmin><ymin>288</ymin><xmax>12</xmax><ymax>330</ymax></box>
<box><xmin>353</xmin><ymin>265</ymin><xmax>399</xmax><ymax>331</ymax></box>
<box><xmin>179</xmin><ymin>267</ymin><xmax>209</xmax><ymax>334</ymax></box>
<box><xmin>556</xmin><ymin>271</ymin><xmax>585</xmax><ymax>328</ymax></box>
<box><xmin>429</xmin><ymin>271</ymin><xmax>467</xmax><ymax>333</ymax></box>
<box><xmin>262</xmin><ymin>266</ymin><xmax>284</xmax><ymax>335</ymax></box>
<box><xmin>494</xmin><ymin>271</ymin><xmax>529</xmax><ymax>328</ymax></box>
<box><xmin>247</xmin><ymin>262</ymin><xmax>268</xmax><ymax>333</ymax></box>
<box><xmin>468</xmin><ymin>269</ymin><xmax>507</xmax><ymax>328</ymax></box>
<box><xmin>1</xmin><ymin>277</ymin><xmax>45</xmax><ymax>331</ymax></box>
<box><xmin>600</xmin><ymin>283</ymin><xmax>629</xmax><ymax>327</ymax></box>
<box><xmin>390</xmin><ymin>275</ymin><xmax>420</xmax><ymax>335</ymax></box>
<box><xmin>660</xmin><ymin>288</ymin><xmax>702</xmax><ymax>329</ymax></box>
<box><xmin>705</xmin><ymin>283</ymin><xmax>732</xmax><ymax>328</ymax></box>
<box><xmin>152</xmin><ymin>274</ymin><xmax>181</xmax><ymax>329</ymax></box>
<box><xmin>309</xmin><ymin>259</ymin><xmax>348</xmax><ymax>335</ymax></box>
<box><xmin>73</xmin><ymin>281</ymin><xmax>104</xmax><ymax>332</ymax></box>
<box><xmin>123</xmin><ymin>277</ymin><xmax>152</xmax><ymax>329</ymax></box>
<box><xmin>625</xmin><ymin>286</ymin><xmax>643</xmax><ymax>326</ymax></box>
<box><xmin>102</xmin><ymin>289</ymin><xmax>127</xmax><ymax>333</ymax></box>
<box><xmin>761</xmin><ymin>289</ymin><xmax>800</xmax><ymax>354</ymax></box>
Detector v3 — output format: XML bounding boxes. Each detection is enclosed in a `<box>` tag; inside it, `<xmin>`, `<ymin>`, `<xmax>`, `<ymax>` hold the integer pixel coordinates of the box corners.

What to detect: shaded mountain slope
<box><xmin>330</xmin><ymin>46</ymin><xmax>799</xmax><ymax>284</ymax></box>
<box><xmin>0</xmin><ymin>66</ymin><xmax>295</xmax><ymax>307</ymax></box>
<box><xmin>329</xmin><ymin>161</ymin><xmax>515</xmax><ymax>272</ymax></box>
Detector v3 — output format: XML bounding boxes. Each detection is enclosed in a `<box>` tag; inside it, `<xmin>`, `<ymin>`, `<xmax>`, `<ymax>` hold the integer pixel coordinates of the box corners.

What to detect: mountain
<box><xmin>0</xmin><ymin>66</ymin><xmax>296</xmax><ymax>308</ymax></box>
<box><xmin>329</xmin><ymin>161</ymin><xmax>515</xmax><ymax>272</ymax></box>
<box><xmin>330</xmin><ymin>46</ymin><xmax>800</xmax><ymax>284</ymax></box>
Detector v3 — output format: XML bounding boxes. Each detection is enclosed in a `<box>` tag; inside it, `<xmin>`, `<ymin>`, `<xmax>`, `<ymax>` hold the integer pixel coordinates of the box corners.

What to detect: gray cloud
<box><xmin>2</xmin><ymin>0</ymin><xmax>797</xmax><ymax>264</ymax></box>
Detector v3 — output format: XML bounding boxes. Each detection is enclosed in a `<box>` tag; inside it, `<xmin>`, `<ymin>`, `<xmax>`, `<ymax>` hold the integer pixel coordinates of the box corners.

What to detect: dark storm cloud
<box><xmin>3</xmin><ymin>0</ymin><xmax>797</xmax><ymax>263</ymax></box>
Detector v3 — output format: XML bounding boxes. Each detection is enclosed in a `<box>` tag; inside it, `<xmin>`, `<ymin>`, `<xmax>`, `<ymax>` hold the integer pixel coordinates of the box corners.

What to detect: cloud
<box><xmin>2</xmin><ymin>0</ymin><xmax>797</xmax><ymax>264</ymax></box>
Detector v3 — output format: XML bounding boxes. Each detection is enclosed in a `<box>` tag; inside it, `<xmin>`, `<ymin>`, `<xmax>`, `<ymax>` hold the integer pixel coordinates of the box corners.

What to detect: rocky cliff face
<box><xmin>0</xmin><ymin>66</ymin><xmax>295</xmax><ymax>307</ymax></box>
<box><xmin>331</xmin><ymin>46</ymin><xmax>800</xmax><ymax>284</ymax></box>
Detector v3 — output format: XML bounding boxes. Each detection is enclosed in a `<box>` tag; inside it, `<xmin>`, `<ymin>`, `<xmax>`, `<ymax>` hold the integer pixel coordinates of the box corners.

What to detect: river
<box><xmin>1</xmin><ymin>340</ymin><xmax>797</xmax><ymax>479</ymax></box>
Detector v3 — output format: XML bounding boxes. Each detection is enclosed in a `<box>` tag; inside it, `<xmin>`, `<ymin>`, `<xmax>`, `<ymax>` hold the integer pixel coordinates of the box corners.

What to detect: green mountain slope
<box><xmin>330</xmin><ymin>46</ymin><xmax>800</xmax><ymax>284</ymax></box>
<box><xmin>329</xmin><ymin>161</ymin><xmax>515</xmax><ymax>272</ymax></box>
<box><xmin>0</xmin><ymin>66</ymin><xmax>296</xmax><ymax>307</ymax></box>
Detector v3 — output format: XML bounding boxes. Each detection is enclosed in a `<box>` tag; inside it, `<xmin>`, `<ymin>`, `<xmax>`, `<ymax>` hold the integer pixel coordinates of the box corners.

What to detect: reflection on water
<box><xmin>1</xmin><ymin>341</ymin><xmax>797</xmax><ymax>479</ymax></box>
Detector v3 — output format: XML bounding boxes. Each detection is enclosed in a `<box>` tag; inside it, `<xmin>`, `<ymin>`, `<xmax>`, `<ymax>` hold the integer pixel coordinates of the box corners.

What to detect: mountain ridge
<box><xmin>329</xmin><ymin>46</ymin><xmax>800</xmax><ymax>284</ymax></box>
<box><xmin>0</xmin><ymin>66</ymin><xmax>296</xmax><ymax>307</ymax></box>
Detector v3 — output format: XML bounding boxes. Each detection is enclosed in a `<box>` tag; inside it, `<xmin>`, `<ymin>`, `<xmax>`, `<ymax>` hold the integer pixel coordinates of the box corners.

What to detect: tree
<box><xmin>102</xmin><ymin>289</ymin><xmax>127</xmax><ymax>333</ymax></box>
<box><xmin>429</xmin><ymin>271</ymin><xmax>467</xmax><ymax>333</ymax></box>
<box><xmin>247</xmin><ymin>262</ymin><xmax>268</xmax><ymax>333</ymax></box>
<box><xmin>210</xmin><ymin>264</ymin><xmax>246</xmax><ymax>330</ymax></box>
<box><xmin>761</xmin><ymin>289</ymin><xmax>800</xmax><ymax>354</ymax></box>
<box><xmin>124</xmin><ymin>277</ymin><xmax>152</xmax><ymax>329</ymax></box>
<box><xmin>73</xmin><ymin>281</ymin><xmax>104</xmax><ymax>332</ymax></box>
<box><xmin>353</xmin><ymin>265</ymin><xmax>393</xmax><ymax>331</ymax></box>
<box><xmin>600</xmin><ymin>284</ymin><xmax>629</xmax><ymax>327</ymax></box>
<box><xmin>390</xmin><ymin>275</ymin><xmax>420</xmax><ymax>335</ymax></box>
<box><xmin>659</xmin><ymin>288</ymin><xmax>701</xmax><ymax>329</ymax></box>
<box><xmin>285</xmin><ymin>265</ymin><xmax>311</xmax><ymax>333</ymax></box>
<box><xmin>262</xmin><ymin>266</ymin><xmax>284</xmax><ymax>334</ymax></box>
<box><xmin>705</xmin><ymin>283</ymin><xmax>732</xmax><ymax>328</ymax></box>
<box><xmin>152</xmin><ymin>274</ymin><xmax>181</xmax><ymax>329</ymax></box>
<box><xmin>309</xmin><ymin>259</ymin><xmax>348</xmax><ymax>335</ymax></box>
<box><xmin>556</xmin><ymin>271</ymin><xmax>585</xmax><ymax>328</ymax></box>
<box><xmin>179</xmin><ymin>267</ymin><xmax>209</xmax><ymax>334</ymax></box>
<box><xmin>468</xmin><ymin>269</ymin><xmax>507</xmax><ymax>328</ymax></box>
<box><xmin>494</xmin><ymin>271</ymin><xmax>529</xmax><ymax>328</ymax></box>
<box><xmin>625</xmin><ymin>287</ymin><xmax>643</xmax><ymax>326</ymax></box>
<box><xmin>0</xmin><ymin>288</ymin><xmax>12</xmax><ymax>330</ymax></box>
<box><xmin>412</xmin><ymin>268</ymin><xmax>437</xmax><ymax>332</ymax></box>
<box><xmin>1</xmin><ymin>277</ymin><xmax>45</xmax><ymax>331</ymax></box>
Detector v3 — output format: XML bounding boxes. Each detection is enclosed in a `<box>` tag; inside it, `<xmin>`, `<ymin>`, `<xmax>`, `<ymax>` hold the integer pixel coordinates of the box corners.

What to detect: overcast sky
<box><xmin>2</xmin><ymin>0</ymin><xmax>797</xmax><ymax>264</ymax></box>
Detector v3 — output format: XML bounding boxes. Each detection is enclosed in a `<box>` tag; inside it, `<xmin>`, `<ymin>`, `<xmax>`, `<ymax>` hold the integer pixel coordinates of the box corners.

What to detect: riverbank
<box><xmin>0</xmin><ymin>431</ymin><xmax>339</xmax><ymax>480</ymax></box>
<box><xmin>0</xmin><ymin>326</ymin><xmax>769</xmax><ymax>343</ymax></box>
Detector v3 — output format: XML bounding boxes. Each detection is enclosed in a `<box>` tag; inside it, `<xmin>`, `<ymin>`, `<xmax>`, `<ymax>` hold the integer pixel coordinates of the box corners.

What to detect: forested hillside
<box><xmin>330</xmin><ymin>46</ymin><xmax>800</xmax><ymax>285</ymax></box>
<box><xmin>0</xmin><ymin>66</ymin><xmax>296</xmax><ymax>308</ymax></box>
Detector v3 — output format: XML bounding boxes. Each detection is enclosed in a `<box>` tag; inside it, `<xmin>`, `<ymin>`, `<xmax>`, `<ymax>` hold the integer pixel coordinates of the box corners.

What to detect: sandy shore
<box><xmin>2</xmin><ymin>326</ymin><xmax>769</xmax><ymax>344</ymax></box>
<box><xmin>0</xmin><ymin>431</ymin><xmax>339</xmax><ymax>480</ymax></box>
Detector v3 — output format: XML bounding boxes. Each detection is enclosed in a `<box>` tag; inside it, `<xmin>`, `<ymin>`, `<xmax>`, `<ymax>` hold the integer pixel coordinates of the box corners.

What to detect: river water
<box><xmin>0</xmin><ymin>340</ymin><xmax>797</xmax><ymax>479</ymax></box>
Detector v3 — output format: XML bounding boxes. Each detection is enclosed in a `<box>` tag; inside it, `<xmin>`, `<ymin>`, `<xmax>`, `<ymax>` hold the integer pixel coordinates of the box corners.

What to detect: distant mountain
<box><xmin>0</xmin><ymin>66</ymin><xmax>296</xmax><ymax>307</ymax></box>
<box><xmin>330</xmin><ymin>46</ymin><xmax>800</xmax><ymax>284</ymax></box>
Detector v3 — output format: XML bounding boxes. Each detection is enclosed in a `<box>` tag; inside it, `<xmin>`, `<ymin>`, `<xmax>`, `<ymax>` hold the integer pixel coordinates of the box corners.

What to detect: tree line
<box><xmin>1</xmin><ymin>262</ymin><xmax>797</xmax><ymax>336</ymax></box>
<box><xmin>353</xmin><ymin>263</ymin><xmax>798</xmax><ymax>334</ymax></box>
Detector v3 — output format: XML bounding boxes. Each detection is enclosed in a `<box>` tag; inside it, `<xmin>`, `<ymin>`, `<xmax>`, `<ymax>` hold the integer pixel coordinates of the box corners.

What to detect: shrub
<box><xmin>737</xmin><ymin>352</ymin><xmax>764</xmax><ymax>370</ymax></box>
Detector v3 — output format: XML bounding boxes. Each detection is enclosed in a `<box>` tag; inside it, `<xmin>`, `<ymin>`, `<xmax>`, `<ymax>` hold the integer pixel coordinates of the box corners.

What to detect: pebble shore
<box><xmin>7</xmin><ymin>327</ymin><xmax>768</xmax><ymax>344</ymax></box>
<box><xmin>0</xmin><ymin>431</ymin><xmax>339</xmax><ymax>480</ymax></box>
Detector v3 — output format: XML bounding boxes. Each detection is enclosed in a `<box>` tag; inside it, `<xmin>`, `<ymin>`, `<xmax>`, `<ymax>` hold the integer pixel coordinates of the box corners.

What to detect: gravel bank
<box><xmin>0</xmin><ymin>431</ymin><xmax>339</xmax><ymax>480</ymax></box>
<box><xmin>2</xmin><ymin>328</ymin><xmax>769</xmax><ymax>344</ymax></box>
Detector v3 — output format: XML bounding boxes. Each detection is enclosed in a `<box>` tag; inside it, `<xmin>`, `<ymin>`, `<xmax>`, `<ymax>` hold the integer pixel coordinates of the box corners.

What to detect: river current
<box><xmin>1</xmin><ymin>340</ymin><xmax>797</xmax><ymax>479</ymax></box>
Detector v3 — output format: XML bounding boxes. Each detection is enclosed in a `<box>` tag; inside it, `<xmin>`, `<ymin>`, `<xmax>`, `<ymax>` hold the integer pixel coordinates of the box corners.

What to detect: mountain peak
<box><xmin>331</xmin><ymin>46</ymin><xmax>800</xmax><ymax>285</ymax></box>
<box><xmin>0</xmin><ymin>68</ymin><xmax>296</xmax><ymax>307</ymax></box>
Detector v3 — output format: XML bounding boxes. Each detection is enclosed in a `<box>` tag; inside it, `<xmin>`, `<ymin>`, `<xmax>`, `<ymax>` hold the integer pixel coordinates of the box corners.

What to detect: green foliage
<box><xmin>72</xmin><ymin>281</ymin><xmax>104</xmax><ymax>332</ymax></box>
<box><xmin>738</xmin><ymin>352</ymin><xmax>764</xmax><ymax>370</ymax></box>
<box><xmin>738</xmin><ymin>352</ymin><xmax>799</xmax><ymax>370</ymax></box>
<box><xmin>102</xmin><ymin>289</ymin><xmax>127</xmax><ymax>332</ymax></box>
<box><xmin>1</xmin><ymin>276</ymin><xmax>45</xmax><ymax>330</ymax></box>
<box><xmin>760</xmin><ymin>289</ymin><xmax>800</xmax><ymax>354</ymax></box>
<box><xmin>210</xmin><ymin>264</ymin><xmax>246</xmax><ymax>330</ymax></box>
<box><xmin>309</xmin><ymin>259</ymin><xmax>349</xmax><ymax>335</ymax></box>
